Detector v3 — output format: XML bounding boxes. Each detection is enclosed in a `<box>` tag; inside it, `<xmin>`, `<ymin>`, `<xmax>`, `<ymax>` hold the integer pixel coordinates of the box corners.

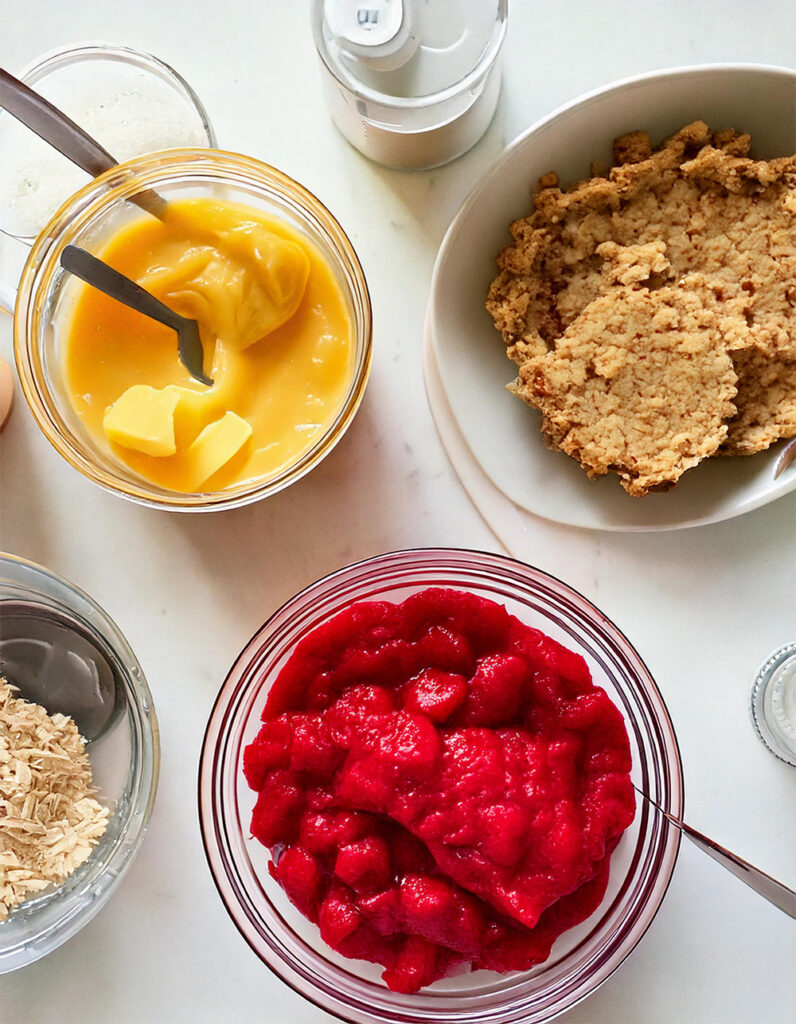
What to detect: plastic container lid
<box><xmin>751</xmin><ymin>642</ymin><xmax>796</xmax><ymax>767</ymax></box>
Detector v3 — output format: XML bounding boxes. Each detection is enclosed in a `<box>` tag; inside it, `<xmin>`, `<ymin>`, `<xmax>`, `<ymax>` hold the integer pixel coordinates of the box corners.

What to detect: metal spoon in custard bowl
<box><xmin>59</xmin><ymin>244</ymin><xmax>213</xmax><ymax>387</ymax></box>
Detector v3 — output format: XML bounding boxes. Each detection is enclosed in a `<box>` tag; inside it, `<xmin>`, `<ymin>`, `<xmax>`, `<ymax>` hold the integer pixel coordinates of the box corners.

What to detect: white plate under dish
<box><xmin>426</xmin><ymin>64</ymin><xmax>796</xmax><ymax>532</ymax></box>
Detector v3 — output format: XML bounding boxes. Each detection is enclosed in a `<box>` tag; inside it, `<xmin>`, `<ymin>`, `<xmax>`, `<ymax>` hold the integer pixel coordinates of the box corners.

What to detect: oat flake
<box><xmin>0</xmin><ymin>676</ymin><xmax>109</xmax><ymax>920</ymax></box>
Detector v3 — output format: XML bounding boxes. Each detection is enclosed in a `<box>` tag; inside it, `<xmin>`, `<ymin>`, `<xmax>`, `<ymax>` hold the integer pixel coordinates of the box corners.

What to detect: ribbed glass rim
<box><xmin>199</xmin><ymin>548</ymin><xmax>683</xmax><ymax>1023</ymax></box>
<box><xmin>0</xmin><ymin>552</ymin><xmax>160</xmax><ymax>972</ymax></box>
<box><xmin>13</xmin><ymin>148</ymin><xmax>372</xmax><ymax>511</ymax></box>
<box><xmin>311</xmin><ymin>0</ymin><xmax>508</xmax><ymax>110</ymax></box>
<box><xmin>750</xmin><ymin>641</ymin><xmax>796</xmax><ymax>767</ymax></box>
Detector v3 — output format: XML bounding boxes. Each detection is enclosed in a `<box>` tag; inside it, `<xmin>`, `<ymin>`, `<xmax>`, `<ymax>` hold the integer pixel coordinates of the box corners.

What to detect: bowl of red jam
<box><xmin>199</xmin><ymin>549</ymin><xmax>682</xmax><ymax>1023</ymax></box>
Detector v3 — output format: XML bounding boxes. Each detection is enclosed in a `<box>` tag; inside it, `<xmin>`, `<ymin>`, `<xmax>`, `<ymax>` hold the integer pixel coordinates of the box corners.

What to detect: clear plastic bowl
<box><xmin>0</xmin><ymin>553</ymin><xmax>159</xmax><ymax>972</ymax></box>
<box><xmin>199</xmin><ymin>548</ymin><xmax>682</xmax><ymax>1023</ymax></box>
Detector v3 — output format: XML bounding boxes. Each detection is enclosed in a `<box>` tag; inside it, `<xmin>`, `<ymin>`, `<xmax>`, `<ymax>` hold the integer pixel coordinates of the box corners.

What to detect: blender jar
<box><xmin>312</xmin><ymin>0</ymin><xmax>508</xmax><ymax>169</ymax></box>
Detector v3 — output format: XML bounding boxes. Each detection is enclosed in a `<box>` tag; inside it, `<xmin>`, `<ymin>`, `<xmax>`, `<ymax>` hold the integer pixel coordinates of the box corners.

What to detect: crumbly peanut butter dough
<box><xmin>514</xmin><ymin>284</ymin><xmax>741</xmax><ymax>496</ymax></box>
<box><xmin>723</xmin><ymin>349</ymin><xmax>796</xmax><ymax>455</ymax></box>
<box><xmin>487</xmin><ymin>121</ymin><xmax>796</xmax><ymax>495</ymax></box>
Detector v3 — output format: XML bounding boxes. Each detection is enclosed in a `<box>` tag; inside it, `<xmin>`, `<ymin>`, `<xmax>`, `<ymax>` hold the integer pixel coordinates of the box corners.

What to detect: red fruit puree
<box><xmin>243</xmin><ymin>588</ymin><xmax>635</xmax><ymax>993</ymax></box>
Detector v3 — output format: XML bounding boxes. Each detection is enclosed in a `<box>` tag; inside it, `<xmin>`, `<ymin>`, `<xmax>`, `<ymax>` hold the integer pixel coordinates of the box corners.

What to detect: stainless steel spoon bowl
<box><xmin>774</xmin><ymin>436</ymin><xmax>796</xmax><ymax>478</ymax></box>
<box><xmin>60</xmin><ymin>244</ymin><xmax>213</xmax><ymax>386</ymax></box>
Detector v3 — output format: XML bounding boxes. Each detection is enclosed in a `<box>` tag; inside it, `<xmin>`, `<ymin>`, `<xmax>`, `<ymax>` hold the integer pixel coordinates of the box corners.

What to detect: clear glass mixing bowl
<box><xmin>13</xmin><ymin>150</ymin><xmax>372</xmax><ymax>511</ymax></box>
<box><xmin>0</xmin><ymin>553</ymin><xmax>159</xmax><ymax>972</ymax></box>
<box><xmin>199</xmin><ymin>548</ymin><xmax>683</xmax><ymax>1023</ymax></box>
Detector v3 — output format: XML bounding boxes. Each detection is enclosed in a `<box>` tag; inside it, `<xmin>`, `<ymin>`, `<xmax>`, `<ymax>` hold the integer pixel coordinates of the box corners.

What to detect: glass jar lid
<box><xmin>751</xmin><ymin>642</ymin><xmax>796</xmax><ymax>767</ymax></box>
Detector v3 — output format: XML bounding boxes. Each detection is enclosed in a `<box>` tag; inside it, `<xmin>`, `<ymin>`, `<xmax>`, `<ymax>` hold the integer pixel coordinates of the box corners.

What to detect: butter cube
<box><xmin>165</xmin><ymin>384</ymin><xmax>213</xmax><ymax>449</ymax></box>
<box><xmin>103</xmin><ymin>385</ymin><xmax>179</xmax><ymax>457</ymax></box>
<box><xmin>186</xmin><ymin>411</ymin><xmax>253</xmax><ymax>489</ymax></box>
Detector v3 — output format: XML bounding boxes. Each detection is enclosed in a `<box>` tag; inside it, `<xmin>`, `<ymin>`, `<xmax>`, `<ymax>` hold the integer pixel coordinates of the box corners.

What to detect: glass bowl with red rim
<box><xmin>198</xmin><ymin>548</ymin><xmax>682</xmax><ymax>1023</ymax></box>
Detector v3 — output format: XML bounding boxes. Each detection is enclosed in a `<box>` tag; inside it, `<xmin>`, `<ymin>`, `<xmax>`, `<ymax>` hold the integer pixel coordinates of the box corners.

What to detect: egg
<box><xmin>0</xmin><ymin>357</ymin><xmax>15</xmax><ymax>430</ymax></box>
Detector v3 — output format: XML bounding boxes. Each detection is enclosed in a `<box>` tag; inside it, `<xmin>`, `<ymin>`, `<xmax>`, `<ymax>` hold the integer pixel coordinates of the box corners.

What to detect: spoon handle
<box><xmin>677</xmin><ymin>820</ymin><xmax>796</xmax><ymax>918</ymax></box>
<box><xmin>0</xmin><ymin>68</ymin><xmax>116</xmax><ymax>177</ymax></box>
<box><xmin>61</xmin><ymin>244</ymin><xmax>188</xmax><ymax>335</ymax></box>
<box><xmin>0</xmin><ymin>68</ymin><xmax>166</xmax><ymax>220</ymax></box>
<box><xmin>774</xmin><ymin>436</ymin><xmax>796</xmax><ymax>478</ymax></box>
<box><xmin>636</xmin><ymin>787</ymin><xmax>796</xmax><ymax>918</ymax></box>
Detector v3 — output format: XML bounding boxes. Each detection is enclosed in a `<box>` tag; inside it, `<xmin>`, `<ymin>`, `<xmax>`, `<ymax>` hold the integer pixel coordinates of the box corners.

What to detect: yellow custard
<box><xmin>64</xmin><ymin>198</ymin><xmax>354</xmax><ymax>493</ymax></box>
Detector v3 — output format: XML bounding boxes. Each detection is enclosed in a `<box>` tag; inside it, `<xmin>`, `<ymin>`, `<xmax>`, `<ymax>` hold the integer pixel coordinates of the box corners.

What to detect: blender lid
<box><xmin>322</xmin><ymin>0</ymin><xmax>420</xmax><ymax>72</ymax></box>
<box><xmin>316</xmin><ymin>0</ymin><xmax>503</xmax><ymax>101</ymax></box>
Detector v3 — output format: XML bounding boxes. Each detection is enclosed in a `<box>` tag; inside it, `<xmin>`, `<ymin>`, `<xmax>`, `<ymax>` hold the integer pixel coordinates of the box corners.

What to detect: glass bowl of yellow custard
<box><xmin>14</xmin><ymin>150</ymin><xmax>372</xmax><ymax>510</ymax></box>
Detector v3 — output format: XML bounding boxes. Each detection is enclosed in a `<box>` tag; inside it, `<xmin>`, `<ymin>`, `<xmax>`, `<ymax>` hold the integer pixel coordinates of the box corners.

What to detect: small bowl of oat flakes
<box><xmin>0</xmin><ymin>554</ymin><xmax>159</xmax><ymax>972</ymax></box>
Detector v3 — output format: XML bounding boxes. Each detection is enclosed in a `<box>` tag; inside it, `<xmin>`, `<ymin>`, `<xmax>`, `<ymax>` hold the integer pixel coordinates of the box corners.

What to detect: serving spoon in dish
<box><xmin>0</xmin><ymin>69</ymin><xmax>212</xmax><ymax>385</ymax></box>
<box><xmin>60</xmin><ymin>245</ymin><xmax>213</xmax><ymax>386</ymax></box>
<box><xmin>634</xmin><ymin>786</ymin><xmax>796</xmax><ymax>918</ymax></box>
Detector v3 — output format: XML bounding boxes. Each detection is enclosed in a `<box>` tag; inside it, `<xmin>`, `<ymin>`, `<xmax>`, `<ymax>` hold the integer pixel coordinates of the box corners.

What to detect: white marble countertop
<box><xmin>1</xmin><ymin>2</ymin><xmax>795</xmax><ymax>1022</ymax></box>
